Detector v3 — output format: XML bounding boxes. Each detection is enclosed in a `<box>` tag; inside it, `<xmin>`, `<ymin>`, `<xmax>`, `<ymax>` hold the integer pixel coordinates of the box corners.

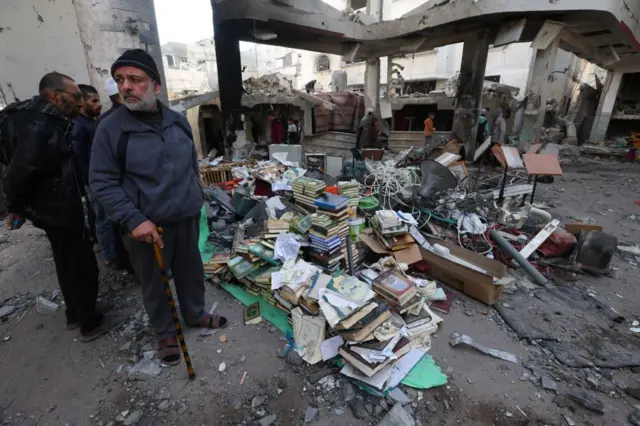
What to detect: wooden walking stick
<box><xmin>152</xmin><ymin>241</ymin><xmax>196</xmax><ymax>381</ymax></box>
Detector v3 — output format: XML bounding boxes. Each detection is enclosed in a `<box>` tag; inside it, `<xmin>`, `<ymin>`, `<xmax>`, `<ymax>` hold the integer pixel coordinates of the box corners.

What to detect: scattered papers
<box><xmin>340</xmin><ymin>362</ymin><xmax>394</xmax><ymax>391</ymax></box>
<box><xmin>271</xmin><ymin>259</ymin><xmax>318</xmax><ymax>290</ymax></box>
<box><xmin>320</xmin><ymin>335</ymin><xmax>344</xmax><ymax>361</ymax></box>
<box><xmin>449</xmin><ymin>332</ymin><xmax>518</xmax><ymax>364</ymax></box>
<box><xmin>387</xmin><ymin>348</ymin><xmax>426</xmax><ymax>389</ymax></box>
<box><xmin>292</xmin><ymin>308</ymin><xmax>326</xmax><ymax>365</ymax></box>
<box><xmin>397</xmin><ymin>211</ymin><xmax>418</xmax><ymax>226</ymax></box>
<box><xmin>274</xmin><ymin>233</ymin><xmax>301</xmax><ymax>263</ymax></box>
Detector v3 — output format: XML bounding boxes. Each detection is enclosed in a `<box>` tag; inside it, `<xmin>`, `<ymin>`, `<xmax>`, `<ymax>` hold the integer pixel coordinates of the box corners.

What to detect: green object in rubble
<box><xmin>359</xmin><ymin>196</ymin><xmax>379</xmax><ymax>211</ymax></box>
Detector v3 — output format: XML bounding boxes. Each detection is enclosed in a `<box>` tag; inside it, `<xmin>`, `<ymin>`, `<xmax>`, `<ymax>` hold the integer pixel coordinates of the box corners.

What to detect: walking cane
<box><xmin>152</xmin><ymin>239</ymin><xmax>196</xmax><ymax>381</ymax></box>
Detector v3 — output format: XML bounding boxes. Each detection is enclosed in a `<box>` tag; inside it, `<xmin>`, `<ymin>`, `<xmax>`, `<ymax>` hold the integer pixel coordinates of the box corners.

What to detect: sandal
<box><xmin>199</xmin><ymin>314</ymin><xmax>228</xmax><ymax>330</ymax></box>
<box><xmin>158</xmin><ymin>337</ymin><xmax>181</xmax><ymax>366</ymax></box>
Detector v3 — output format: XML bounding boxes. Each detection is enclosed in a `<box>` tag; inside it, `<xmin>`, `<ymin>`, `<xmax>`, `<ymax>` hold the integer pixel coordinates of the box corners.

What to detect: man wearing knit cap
<box><xmin>90</xmin><ymin>49</ymin><xmax>227</xmax><ymax>366</ymax></box>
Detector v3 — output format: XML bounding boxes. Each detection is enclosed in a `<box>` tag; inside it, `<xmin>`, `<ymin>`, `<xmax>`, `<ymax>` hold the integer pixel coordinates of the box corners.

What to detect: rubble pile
<box><xmin>193</xmin><ymin>137</ymin><xmax>639</xmax><ymax>424</ymax></box>
<box><xmin>243</xmin><ymin>73</ymin><xmax>294</xmax><ymax>96</ymax></box>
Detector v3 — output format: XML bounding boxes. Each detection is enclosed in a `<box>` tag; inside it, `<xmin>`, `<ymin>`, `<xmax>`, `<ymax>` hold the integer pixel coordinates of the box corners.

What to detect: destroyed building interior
<box><xmin>1</xmin><ymin>0</ymin><xmax>640</xmax><ymax>425</ymax></box>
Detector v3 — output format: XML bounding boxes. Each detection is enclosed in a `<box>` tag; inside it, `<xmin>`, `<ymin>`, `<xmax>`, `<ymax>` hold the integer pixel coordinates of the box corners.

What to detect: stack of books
<box><xmin>374</xmin><ymin>210</ymin><xmax>408</xmax><ymax>235</ymax></box>
<box><xmin>372</xmin><ymin>269</ymin><xmax>419</xmax><ymax>310</ymax></box>
<box><xmin>265</xmin><ymin>218</ymin><xmax>291</xmax><ymax>239</ymax></box>
<box><xmin>292</xmin><ymin>177</ymin><xmax>326</xmax><ymax>214</ymax></box>
<box><xmin>338</xmin><ymin>180</ymin><xmax>360</xmax><ymax>208</ymax></box>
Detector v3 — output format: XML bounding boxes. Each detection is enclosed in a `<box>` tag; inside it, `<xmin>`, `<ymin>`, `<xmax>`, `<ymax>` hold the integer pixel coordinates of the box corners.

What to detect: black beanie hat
<box><xmin>111</xmin><ymin>49</ymin><xmax>161</xmax><ymax>85</ymax></box>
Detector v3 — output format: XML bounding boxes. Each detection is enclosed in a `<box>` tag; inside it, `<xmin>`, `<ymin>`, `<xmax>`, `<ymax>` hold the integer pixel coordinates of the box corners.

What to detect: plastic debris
<box><xmin>449</xmin><ymin>332</ymin><xmax>518</xmax><ymax>364</ymax></box>
<box><xmin>36</xmin><ymin>296</ymin><xmax>60</xmax><ymax>315</ymax></box>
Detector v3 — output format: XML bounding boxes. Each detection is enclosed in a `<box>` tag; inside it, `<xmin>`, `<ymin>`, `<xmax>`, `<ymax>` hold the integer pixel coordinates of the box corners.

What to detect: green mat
<box><xmin>198</xmin><ymin>207</ymin><xmax>292</xmax><ymax>335</ymax></box>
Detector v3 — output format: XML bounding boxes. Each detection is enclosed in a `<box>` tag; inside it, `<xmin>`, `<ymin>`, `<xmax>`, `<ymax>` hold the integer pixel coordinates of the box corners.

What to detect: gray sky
<box><xmin>154</xmin><ymin>0</ymin><xmax>214</xmax><ymax>44</ymax></box>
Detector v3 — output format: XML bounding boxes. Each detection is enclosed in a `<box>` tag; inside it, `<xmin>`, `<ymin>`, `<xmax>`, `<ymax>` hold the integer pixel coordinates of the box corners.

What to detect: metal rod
<box><xmin>497</xmin><ymin>166</ymin><xmax>509</xmax><ymax>205</ymax></box>
<box><xmin>489</xmin><ymin>229</ymin><xmax>551</xmax><ymax>288</ymax></box>
<box><xmin>529</xmin><ymin>175</ymin><xmax>539</xmax><ymax>204</ymax></box>
<box><xmin>153</xmin><ymin>243</ymin><xmax>196</xmax><ymax>380</ymax></box>
<box><xmin>345</xmin><ymin>236</ymin><xmax>355</xmax><ymax>275</ymax></box>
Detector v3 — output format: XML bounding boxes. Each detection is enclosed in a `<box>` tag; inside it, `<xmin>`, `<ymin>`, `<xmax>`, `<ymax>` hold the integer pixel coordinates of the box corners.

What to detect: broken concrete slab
<box><xmin>377</xmin><ymin>403</ymin><xmax>415</xmax><ymax>426</ymax></box>
<box><xmin>0</xmin><ymin>305</ymin><xmax>15</xmax><ymax>318</ymax></box>
<box><xmin>629</xmin><ymin>409</ymin><xmax>640</xmax><ymax>426</ymax></box>
<box><xmin>127</xmin><ymin>359</ymin><xmax>162</xmax><ymax>381</ymax></box>
<box><xmin>259</xmin><ymin>414</ymin><xmax>277</xmax><ymax>426</ymax></box>
<box><xmin>541</xmin><ymin>376</ymin><xmax>557</xmax><ymax>391</ymax></box>
<box><xmin>553</xmin><ymin>390</ymin><xmax>604</xmax><ymax>414</ymax></box>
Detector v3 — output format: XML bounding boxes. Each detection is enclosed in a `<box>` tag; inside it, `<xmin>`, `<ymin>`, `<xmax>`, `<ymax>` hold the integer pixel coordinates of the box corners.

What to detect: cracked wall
<box><xmin>0</xmin><ymin>0</ymin><xmax>166</xmax><ymax>108</ymax></box>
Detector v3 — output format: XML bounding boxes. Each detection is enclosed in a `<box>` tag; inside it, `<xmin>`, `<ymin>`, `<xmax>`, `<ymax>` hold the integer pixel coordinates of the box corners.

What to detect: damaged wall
<box><xmin>0</xmin><ymin>0</ymin><xmax>89</xmax><ymax>105</ymax></box>
<box><xmin>0</xmin><ymin>0</ymin><xmax>166</xmax><ymax>108</ymax></box>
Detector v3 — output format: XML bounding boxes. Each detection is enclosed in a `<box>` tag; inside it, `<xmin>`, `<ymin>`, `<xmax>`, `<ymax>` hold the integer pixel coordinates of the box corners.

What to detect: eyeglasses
<box><xmin>56</xmin><ymin>90</ymin><xmax>83</xmax><ymax>101</ymax></box>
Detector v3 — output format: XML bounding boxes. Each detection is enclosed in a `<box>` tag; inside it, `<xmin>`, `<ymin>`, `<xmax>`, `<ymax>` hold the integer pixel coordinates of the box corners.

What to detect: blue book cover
<box><xmin>314</xmin><ymin>193</ymin><xmax>349</xmax><ymax>211</ymax></box>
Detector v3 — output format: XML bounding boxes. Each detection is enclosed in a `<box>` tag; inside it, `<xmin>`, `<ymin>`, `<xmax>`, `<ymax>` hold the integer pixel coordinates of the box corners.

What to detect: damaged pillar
<box><xmin>531</xmin><ymin>38</ymin><xmax>560</xmax><ymax>141</ymax></box>
<box><xmin>212</xmin><ymin>15</ymin><xmax>243</xmax><ymax>157</ymax></box>
<box><xmin>451</xmin><ymin>29</ymin><xmax>492</xmax><ymax>160</ymax></box>
<box><xmin>363</xmin><ymin>0</ymin><xmax>383</xmax><ymax>112</ymax></box>
<box><xmin>589</xmin><ymin>71</ymin><xmax>624</xmax><ymax>143</ymax></box>
<box><xmin>364</xmin><ymin>58</ymin><xmax>381</xmax><ymax>111</ymax></box>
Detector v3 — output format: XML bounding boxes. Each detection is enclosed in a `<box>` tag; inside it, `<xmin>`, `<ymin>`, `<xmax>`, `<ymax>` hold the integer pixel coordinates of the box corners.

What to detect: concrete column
<box><xmin>589</xmin><ymin>71</ymin><xmax>624</xmax><ymax>143</ymax></box>
<box><xmin>213</xmin><ymin>18</ymin><xmax>243</xmax><ymax>156</ymax></box>
<box><xmin>73</xmin><ymin>0</ymin><xmax>168</xmax><ymax>105</ymax></box>
<box><xmin>364</xmin><ymin>58</ymin><xmax>381</xmax><ymax>110</ymax></box>
<box><xmin>531</xmin><ymin>37</ymin><xmax>560</xmax><ymax>141</ymax></box>
<box><xmin>451</xmin><ymin>29</ymin><xmax>491</xmax><ymax>160</ymax></box>
<box><xmin>363</xmin><ymin>0</ymin><xmax>382</xmax><ymax>112</ymax></box>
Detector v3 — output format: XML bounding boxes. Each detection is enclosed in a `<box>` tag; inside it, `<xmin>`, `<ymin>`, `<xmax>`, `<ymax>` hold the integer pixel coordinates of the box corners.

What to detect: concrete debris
<box><xmin>563</xmin><ymin>415</ymin><xmax>576</xmax><ymax>426</ymax></box>
<box><xmin>243</xmin><ymin>73</ymin><xmax>293</xmax><ymax>96</ymax></box>
<box><xmin>127</xmin><ymin>359</ymin><xmax>162</xmax><ymax>381</ymax></box>
<box><xmin>252</xmin><ymin>395</ymin><xmax>267</xmax><ymax>410</ymax></box>
<box><xmin>629</xmin><ymin>409</ymin><xmax>640</xmax><ymax>426</ymax></box>
<box><xmin>157</xmin><ymin>400</ymin><xmax>170</xmax><ymax>411</ymax></box>
<box><xmin>259</xmin><ymin>414</ymin><xmax>277</xmax><ymax>426</ymax></box>
<box><xmin>540</xmin><ymin>376</ymin><xmax>557</xmax><ymax>392</ymax></box>
<box><xmin>377</xmin><ymin>403</ymin><xmax>416</xmax><ymax>426</ymax></box>
<box><xmin>554</xmin><ymin>390</ymin><xmax>604</xmax><ymax>414</ymax></box>
<box><xmin>304</xmin><ymin>406</ymin><xmax>318</xmax><ymax>423</ymax></box>
<box><xmin>123</xmin><ymin>410</ymin><xmax>143</xmax><ymax>426</ymax></box>
<box><xmin>218</xmin><ymin>362</ymin><xmax>226</xmax><ymax>372</ymax></box>
<box><xmin>0</xmin><ymin>305</ymin><xmax>15</xmax><ymax>318</ymax></box>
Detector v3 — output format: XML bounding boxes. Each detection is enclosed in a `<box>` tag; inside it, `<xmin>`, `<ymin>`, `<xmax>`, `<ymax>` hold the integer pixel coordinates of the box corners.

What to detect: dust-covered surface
<box><xmin>0</xmin><ymin>158</ymin><xmax>639</xmax><ymax>426</ymax></box>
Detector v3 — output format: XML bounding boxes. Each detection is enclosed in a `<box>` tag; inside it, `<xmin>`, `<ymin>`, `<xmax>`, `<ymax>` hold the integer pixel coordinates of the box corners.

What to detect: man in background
<box><xmin>72</xmin><ymin>84</ymin><xmax>102</xmax><ymax>245</ymax></box>
<box><xmin>424</xmin><ymin>111</ymin><xmax>435</xmax><ymax>147</ymax></box>
<box><xmin>492</xmin><ymin>107</ymin><xmax>507</xmax><ymax>144</ymax></box>
<box><xmin>356</xmin><ymin>107</ymin><xmax>374</xmax><ymax>149</ymax></box>
<box><xmin>0</xmin><ymin>72</ymin><xmax>117</xmax><ymax>341</ymax></box>
<box><xmin>477</xmin><ymin>109</ymin><xmax>490</xmax><ymax>146</ymax></box>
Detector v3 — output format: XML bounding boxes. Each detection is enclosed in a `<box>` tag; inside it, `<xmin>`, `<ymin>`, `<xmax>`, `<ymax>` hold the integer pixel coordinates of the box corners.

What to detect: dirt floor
<box><xmin>0</xmin><ymin>157</ymin><xmax>638</xmax><ymax>426</ymax></box>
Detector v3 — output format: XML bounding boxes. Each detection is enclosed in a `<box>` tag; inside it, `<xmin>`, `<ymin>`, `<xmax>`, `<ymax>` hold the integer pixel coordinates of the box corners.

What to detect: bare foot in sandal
<box><xmin>199</xmin><ymin>314</ymin><xmax>228</xmax><ymax>330</ymax></box>
<box><xmin>158</xmin><ymin>337</ymin><xmax>181</xmax><ymax>366</ymax></box>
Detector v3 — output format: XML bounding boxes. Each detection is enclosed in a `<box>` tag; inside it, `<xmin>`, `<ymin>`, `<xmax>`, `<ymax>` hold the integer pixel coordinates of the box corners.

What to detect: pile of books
<box><xmin>310</xmin><ymin>193</ymin><xmax>351</xmax><ymax>273</ymax></box>
<box><xmin>292</xmin><ymin>177</ymin><xmax>326</xmax><ymax>214</ymax></box>
<box><xmin>368</xmin><ymin>210</ymin><xmax>417</xmax><ymax>252</ymax></box>
<box><xmin>338</xmin><ymin>180</ymin><xmax>360</xmax><ymax>208</ymax></box>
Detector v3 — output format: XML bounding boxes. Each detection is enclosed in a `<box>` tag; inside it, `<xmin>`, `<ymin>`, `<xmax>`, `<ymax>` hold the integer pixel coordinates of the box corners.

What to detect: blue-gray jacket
<box><xmin>89</xmin><ymin>105</ymin><xmax>204</xmax><ymax>232</ymax></box>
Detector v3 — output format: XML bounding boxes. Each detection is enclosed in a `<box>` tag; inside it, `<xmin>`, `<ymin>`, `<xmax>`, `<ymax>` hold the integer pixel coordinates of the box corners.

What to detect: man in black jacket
<box><xmin>0</xmin><ymin>72</ymin><xmax>114</xmax><ymax>341</ymax></box>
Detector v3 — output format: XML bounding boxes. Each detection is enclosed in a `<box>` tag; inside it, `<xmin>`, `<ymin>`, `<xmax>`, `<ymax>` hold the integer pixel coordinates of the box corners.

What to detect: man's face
<box><xmin>83</xmin><ymin>93</ymin><xmax>102</xmax><ymax>118</ymax></box>
<box><xmin>50</xmin><ymin>79</ymin><xmax>83</xmax><ymax>118</ymax></box>
<box><xmin>114</xmin><ymin>66</ymin><xmax>160</xmax><ymax>112</ymax></box>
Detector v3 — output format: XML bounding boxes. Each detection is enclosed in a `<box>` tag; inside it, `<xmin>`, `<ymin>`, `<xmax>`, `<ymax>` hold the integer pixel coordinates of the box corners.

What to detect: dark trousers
<box><xmin>113</xmin><ymin>223</ymin><xmax>134</xmax><ymax>274</ymax></box>
<box><xmin>45</xmin><ymin>226</ymin><xmax>100</xmax><ymax>331</ymax></box>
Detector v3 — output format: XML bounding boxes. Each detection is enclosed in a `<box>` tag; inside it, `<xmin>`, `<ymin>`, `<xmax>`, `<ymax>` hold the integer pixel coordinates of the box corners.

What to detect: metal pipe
<box><xmin>490</xmin><ymin>229</ymin><xmax>551</xmax><ymax>288</ymax></box>
<box><xmin>345</xmin><ymin>236</ymin><xmax>355</xmax><ymax>275</ymax></box>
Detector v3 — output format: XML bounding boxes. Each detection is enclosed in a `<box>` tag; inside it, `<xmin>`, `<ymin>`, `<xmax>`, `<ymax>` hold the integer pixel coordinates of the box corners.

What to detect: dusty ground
<box><xmin>0</xmin><ymin>157</ymin><xmax>638</xmax><ymax>426</ymax></box>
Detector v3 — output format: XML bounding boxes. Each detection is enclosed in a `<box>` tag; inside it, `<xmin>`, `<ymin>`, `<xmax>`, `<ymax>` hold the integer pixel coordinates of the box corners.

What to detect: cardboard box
<box><xmin>358</xmin><ymin>233</ymin><xmax>422</xmax><ymax>265</ymax></box>
<box><xmin>421</xmin><ymin>239</ymin><xmax>507</xmax><ymax>305</ymax></box>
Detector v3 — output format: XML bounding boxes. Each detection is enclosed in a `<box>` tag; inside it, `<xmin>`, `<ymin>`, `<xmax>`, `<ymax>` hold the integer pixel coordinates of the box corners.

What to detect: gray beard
<box><xmin>122</xmin><ymin>87</ymin><xmax>157</xmax><ymax>112</ymax></box>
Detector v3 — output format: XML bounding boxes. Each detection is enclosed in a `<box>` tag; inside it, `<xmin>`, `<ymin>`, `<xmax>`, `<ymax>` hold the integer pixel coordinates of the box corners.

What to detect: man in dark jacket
<box><xmin>0</xmin><ymin>72</ymin><xmax>115</xmax><ymax>341</ymax></box>
<box><xmin>90</xmin><ymin>50</ymin><xmax>227</xmax><ymax>365</ymax></box>
<box><xmin>72</xmin><ymin>84</ymin><xmax>102</xmax><ymax>246</ymax></box>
